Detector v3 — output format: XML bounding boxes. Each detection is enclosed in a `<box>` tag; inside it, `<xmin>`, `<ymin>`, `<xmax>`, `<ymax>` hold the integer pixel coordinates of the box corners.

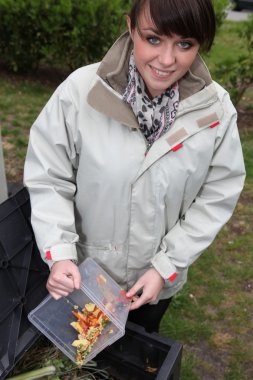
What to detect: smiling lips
<box><xmin>149</xmin><ymin>65</ymin><xmax>175</xmax><ymax>78</ymax></box>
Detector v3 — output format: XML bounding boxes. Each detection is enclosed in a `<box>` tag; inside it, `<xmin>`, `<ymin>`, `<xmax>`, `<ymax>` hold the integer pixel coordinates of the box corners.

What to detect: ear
<box><xmin>126</xmin><ymin>15</ymin><xmax>133</xmax><ymax>39</ymax></box>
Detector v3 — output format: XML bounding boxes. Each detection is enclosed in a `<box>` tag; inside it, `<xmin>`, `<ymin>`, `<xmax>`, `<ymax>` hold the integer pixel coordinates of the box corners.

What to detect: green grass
<box><xmin>1</xmin><ymin>18</ymin><xmax>253</xmax><ymax>380</ymax></box>
<box><xmin>204</xmin><ymin>20</ymin><xmax>249</xmax><ymax>80</ymax></box>
<box><xmin>242</xmin><ymin>130</ymin><xmax>253</xmax><ymax>181</ymax></box>
<box><xmin>161</xmin><ymin>130</ymin><xmax>253</xmax><ymax>379</ymax></box>
<box><xmin>0</xmin><ymin>75</ymin><xmax>53</xmax><ymax>181</ymax></box>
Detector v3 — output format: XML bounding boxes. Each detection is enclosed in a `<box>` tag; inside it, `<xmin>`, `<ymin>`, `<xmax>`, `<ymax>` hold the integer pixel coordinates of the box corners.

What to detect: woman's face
<box><xmin>127</xmin><ymin>6</ymin><xmax>200</xmax><ymax>98</ymax></box>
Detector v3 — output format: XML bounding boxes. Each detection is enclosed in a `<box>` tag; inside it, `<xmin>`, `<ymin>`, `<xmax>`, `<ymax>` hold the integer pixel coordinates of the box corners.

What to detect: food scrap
<box><xmin>96</xmin><ymin>274</ymin><xmax>107</xmax><ymax>286</ymax></box>
<box><xmin>71</xmin><ymin>303</ymin><xmax>109</xmax><ymax>365</ymax></box>
<box><xmin>146</xmin><ymin>366</ymin><xmax>158</xmax><ymax>373</ymax></box>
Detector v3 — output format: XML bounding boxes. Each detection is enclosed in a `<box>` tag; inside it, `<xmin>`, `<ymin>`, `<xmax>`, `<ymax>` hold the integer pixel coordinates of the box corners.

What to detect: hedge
<box><xmin>0</xmin><ymin>0</ymin><xmax>129</xmax><ymax>72</ymax></box>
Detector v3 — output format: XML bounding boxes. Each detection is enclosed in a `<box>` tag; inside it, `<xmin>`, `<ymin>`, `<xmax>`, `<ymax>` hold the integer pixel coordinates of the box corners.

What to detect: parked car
<box><xmin>233</xmin><ymin>0</ymin><xmax>253</xmax><ymax>10</ymax></box>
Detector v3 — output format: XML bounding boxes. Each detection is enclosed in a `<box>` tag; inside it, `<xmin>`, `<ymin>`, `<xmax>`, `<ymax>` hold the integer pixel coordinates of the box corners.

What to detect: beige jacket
<box><xmin>24</xmin><ymin>33</ymin><xmax>245</xmax><ymax>300</ymax></box>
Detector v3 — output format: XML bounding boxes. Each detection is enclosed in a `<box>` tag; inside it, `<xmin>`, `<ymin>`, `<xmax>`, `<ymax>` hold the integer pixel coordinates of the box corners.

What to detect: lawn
<box><xmin>204</xmin><ymin>21</ymin><xmax>249</xmax><ymax>79</ymax></box>
<box><xmin>160</xmin><ymin>165</ymin><xmax>253</xmax><ymax>379</ymax></box>
<box><xmin>0</xmin><ymin>74</ymin><xmax>53</xmax><ymax>182</ymax></box>
<box><xmin>1</xmin><ymin>19</ymin><xmax>253</xmax><ymax>380</ymax></box>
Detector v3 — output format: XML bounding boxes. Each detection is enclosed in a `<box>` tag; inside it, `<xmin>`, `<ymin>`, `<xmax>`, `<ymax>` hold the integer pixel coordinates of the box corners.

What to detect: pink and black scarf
<box><xmin>123</xmin><ymin>52</ymin><xmax>179</xmax><ymax>150</ymax></box>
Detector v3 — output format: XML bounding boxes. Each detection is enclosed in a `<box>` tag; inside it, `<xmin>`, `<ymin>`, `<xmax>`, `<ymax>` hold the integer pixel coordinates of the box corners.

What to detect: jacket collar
<box><xmin>87</xmin><ymin>31</ymin><xmax>214</xmax><ymax>130</ymax></box>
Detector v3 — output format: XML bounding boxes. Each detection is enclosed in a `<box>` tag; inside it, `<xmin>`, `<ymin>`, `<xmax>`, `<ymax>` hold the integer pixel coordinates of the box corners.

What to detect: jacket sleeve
<box><xmin>24</xmin><ymin>79</ymin><xmax>79</xmax><ymax>267</ymax></box>
<box><xmin>151</xmin><ymin>91</ymin><xmax>246</xmax><ymax>280</ymax></box>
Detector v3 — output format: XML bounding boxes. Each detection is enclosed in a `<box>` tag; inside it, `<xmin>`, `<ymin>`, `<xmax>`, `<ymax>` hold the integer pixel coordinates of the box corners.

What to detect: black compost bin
<box><xmin>0</xmin><ymin>186</ymin><xmax>183</xmax><ymax>380</ymax></box>
<box><xmin>0</xmin><ymin>187</ymin><xmax>49</xmax><ymax>380</ymax></box>
<box><xmin>98</xmin><ymin>321</ymin><xmax>183</xmax><ymax>380</ymax></box>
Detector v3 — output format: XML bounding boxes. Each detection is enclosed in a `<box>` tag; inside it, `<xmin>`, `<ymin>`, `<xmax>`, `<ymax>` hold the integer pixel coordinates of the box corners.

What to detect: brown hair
<box><xmin>128</xmin><ymin>0</ymin><xmax>216</xmax><ymax>52</ymax></box>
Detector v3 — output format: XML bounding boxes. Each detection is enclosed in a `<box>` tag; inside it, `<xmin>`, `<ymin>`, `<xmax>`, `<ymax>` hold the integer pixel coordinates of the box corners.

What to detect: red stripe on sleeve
<box><xmin>168</xmin><ymin>273</ymin><xmax>177</xmax><ymax>282</ymax></box>
<box><xmin>46</xmin><ymin>250</ymin><xmax>52</xmax><ymax>260</ymax></box>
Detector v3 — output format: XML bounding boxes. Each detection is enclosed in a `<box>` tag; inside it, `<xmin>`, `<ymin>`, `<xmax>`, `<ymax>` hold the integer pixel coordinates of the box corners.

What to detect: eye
<box><xmin>177</xmin><ymin>40</ymin><xmax>193</xmax><ymax>49</ymax></box>
<box><xmin>146</xmin><ymin>36</ymin><xmax>160</xmax><ymax>45</ymax></box>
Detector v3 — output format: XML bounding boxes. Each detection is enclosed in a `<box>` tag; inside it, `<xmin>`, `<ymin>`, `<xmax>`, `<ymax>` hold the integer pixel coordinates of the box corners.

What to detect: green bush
<box><xmin>0</xmin><ymin>0</ymin><xmax>47</xmax><ymax>72</ymax></box>
<box><xmin>0</xmin><ymin>0</ymin><xmax>128</xmax><ymax>72</ymax></box>
<box><xmin>45</xmin><ymin>0</ymin><xmax>129</xmax><ymax>70</ymax></box>
<box><xmin>213</xmin><ymin>0</ymin><xmax>230</xmax><ymax>28</ymax></box>
<box><xmin>213</xmin><ymin>15</ymin><xmax>253</xmax><ymax>104</ymax></box>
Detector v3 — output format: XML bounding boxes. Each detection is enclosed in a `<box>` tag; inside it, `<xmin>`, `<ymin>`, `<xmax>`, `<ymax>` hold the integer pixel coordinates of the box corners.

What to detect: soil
<box><xmin>237</xmin><ymin>109</ymin><xmax>253</xmax><ymax>131</ymax></box>
<box><xmin>0</xmin><ymin>63</ymin><xmax>70</xmax><ymax>88</ymax></box>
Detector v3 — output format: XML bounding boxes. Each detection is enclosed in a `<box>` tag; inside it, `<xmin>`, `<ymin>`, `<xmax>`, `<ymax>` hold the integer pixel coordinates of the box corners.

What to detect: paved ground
<box><xmin>226</xmin><ymin>9</ymin><xmax>253</xmax><ymax>21</ymax></box>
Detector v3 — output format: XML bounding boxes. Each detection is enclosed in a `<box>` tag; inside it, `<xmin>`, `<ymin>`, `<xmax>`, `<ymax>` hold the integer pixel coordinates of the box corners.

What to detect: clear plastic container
<box><xmin>28</xmin><ymin>257</ymin><xmax>131</xmax><ymax>364</ymax></box>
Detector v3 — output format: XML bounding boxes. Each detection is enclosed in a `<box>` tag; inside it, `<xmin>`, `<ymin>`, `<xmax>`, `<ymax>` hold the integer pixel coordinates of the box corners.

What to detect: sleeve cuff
<box><xmin>151</xmin><ymin>251</ymin><xmax>178</xmax><ymax>281</ymax></box>
<box><xmin>44</xmin><ymin>244</ymin><xmax>78</xmax><ymax>266</ymax></box>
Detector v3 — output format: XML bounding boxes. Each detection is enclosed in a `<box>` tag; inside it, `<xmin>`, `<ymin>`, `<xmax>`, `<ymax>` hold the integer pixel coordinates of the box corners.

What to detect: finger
<box><xmin>129</xmin><ymin>294</ymin><xmax>150</xmax><ymax>310</ymax></box>
<box><xmin>64</xmin><ymin>267</ymin><xmax>82</xmax><ymax>290</ymax></box>
<box><xmin>47</xmin><ymin>279</ymin><xmax>74</xmax><ymax>294</ymax></box>
<box><xmin>130</xmin><ymin>299</ymin><xmax>145</xmax><ymax>310</ymax></box>
<box><xmin>51</xmin><ymin>294</ymin><xmax>61</xmax><ymax>300</ymax></box>
<box><xmin>73</xmin><ymin>269</ymin><xmax>81</xmax><ymax>290</ymax></box>
<box><xmin>47</xmin><ymin>279</ymin><xmax>73</xmax><ymax>292</ymax></box>
<box><xmin>126</xmin><ymin>283</ymin><xmax>143</xmax><ymax>298</ymax></box>
<box><xmin>47</xmin><ymin>284</ymin><xmax>70</xmax><ymax>296</ymax></box>
<box><xmin>47</xmin><ymin>280</ymin><xmax>73</xmax><ymax>295</ymax></box>
<box><xmin>50</xmin><ymin>292</ymin><xmax>62</xmax><ymax>300</ymax></box>
<box><xmin>52</xmin><ymin>273</ymin><xmax>76</xmax><ymax>291</ymax></box>
<box><xmin>49</xmin><ymin>289</ymin><xmax>70</xmax><ymax>300</ymax></box>
<box><xmin>59</xmin><ymin>274</ymin><xmax>76</xmax><ymax>289</ymax></box>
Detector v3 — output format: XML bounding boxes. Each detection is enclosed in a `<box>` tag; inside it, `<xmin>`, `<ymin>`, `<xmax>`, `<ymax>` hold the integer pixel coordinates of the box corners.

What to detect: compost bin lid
<box><xmin>0</xmin><ymin>187</ymin><xmax>49</xmax><ymax>379</ymax></box>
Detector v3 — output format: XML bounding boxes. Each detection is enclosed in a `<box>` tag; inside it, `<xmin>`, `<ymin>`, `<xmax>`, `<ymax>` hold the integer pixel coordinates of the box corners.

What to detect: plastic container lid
<box><xmin>28</xmin><ymin>257</ymin><xmax>131</xmax><ymax>364</ymax></box>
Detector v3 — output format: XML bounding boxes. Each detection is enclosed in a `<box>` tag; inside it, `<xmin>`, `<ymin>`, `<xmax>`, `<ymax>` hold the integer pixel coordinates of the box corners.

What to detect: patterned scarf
<box><xmin>123</xmin><ymin>52</ymin><xmax>179</xmax><ymax>150</ymax></box>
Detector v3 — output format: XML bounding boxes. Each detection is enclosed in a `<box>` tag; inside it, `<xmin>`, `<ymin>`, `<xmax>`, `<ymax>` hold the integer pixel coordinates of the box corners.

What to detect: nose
<box><xmin>158</xmin><ymin>46</ymin><xmax>176</xmax><ymax>67</ymax></box>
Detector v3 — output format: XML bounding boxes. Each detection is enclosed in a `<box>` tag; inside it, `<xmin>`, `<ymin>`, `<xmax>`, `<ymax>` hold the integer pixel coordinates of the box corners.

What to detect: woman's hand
<box><xmin>46</xmin><ymin>260</ymin><xmax>81</xmax><ymax>300</ymax></box>
<box><xmin>126</xmin><ymin>268</ymin><xmax>164</xmax><ymax>310</ymax></box>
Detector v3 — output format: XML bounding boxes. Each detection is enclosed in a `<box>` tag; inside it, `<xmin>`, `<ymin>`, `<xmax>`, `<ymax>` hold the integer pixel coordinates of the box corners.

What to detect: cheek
<box><xmin>133</xmin><ymin>41</ymin><xmax>152</xmax><ymax>65</ymax></box>
<box><xmin>133</xmin><ymin>46</ymin><xmax>144</xmax><ymax>65</ymax></box>
<box><xmin>189</xmin><ymin>48</ymin><xmax>199</xmax><ymax>64</ymax></box>
<box><xmin>180</xmin><ymin>50</ymin><xmax>199</xmax><ymax>70</ymax></box>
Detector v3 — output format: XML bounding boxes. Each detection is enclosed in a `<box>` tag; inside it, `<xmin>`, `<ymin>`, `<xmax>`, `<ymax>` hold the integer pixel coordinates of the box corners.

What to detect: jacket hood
<box><xmin>96</xmin><ymin>31</ymin><xmax>212</xmax><ymax>101</ymax></box>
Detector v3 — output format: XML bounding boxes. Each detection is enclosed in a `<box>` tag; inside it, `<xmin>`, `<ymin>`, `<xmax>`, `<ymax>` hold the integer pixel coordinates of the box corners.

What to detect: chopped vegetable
<box><xmin>71</xmin><ymin>303</ymin><xmax>109</xmax><ymax>365</ymax></box>
<box><xmin>96</xmin><ymin>274</ymin><xmax>107</xmax><ymax>285</ymax></box>
<box><xmin>146</xmin><ymin>367</ymin><xmax>158</xmax><ymax>373</ymax></box>
<box><xmin>85</xmin><ymin>303</ymin><xmax>95</xmax><ymax>312</ymax></box>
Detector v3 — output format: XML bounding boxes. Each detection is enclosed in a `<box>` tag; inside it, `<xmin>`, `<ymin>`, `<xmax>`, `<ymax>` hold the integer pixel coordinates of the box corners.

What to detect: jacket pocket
<box><xmin>77</xmin><ymin>241</ymin><xmax>128</xmax><ymax>286</ymax></box>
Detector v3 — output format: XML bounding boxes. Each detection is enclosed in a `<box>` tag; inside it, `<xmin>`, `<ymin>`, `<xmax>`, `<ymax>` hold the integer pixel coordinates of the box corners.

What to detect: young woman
<box><xmin>24</xmin><ymin>0</ymin><xmax>245</xmax><ymax>332</ymax></box>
